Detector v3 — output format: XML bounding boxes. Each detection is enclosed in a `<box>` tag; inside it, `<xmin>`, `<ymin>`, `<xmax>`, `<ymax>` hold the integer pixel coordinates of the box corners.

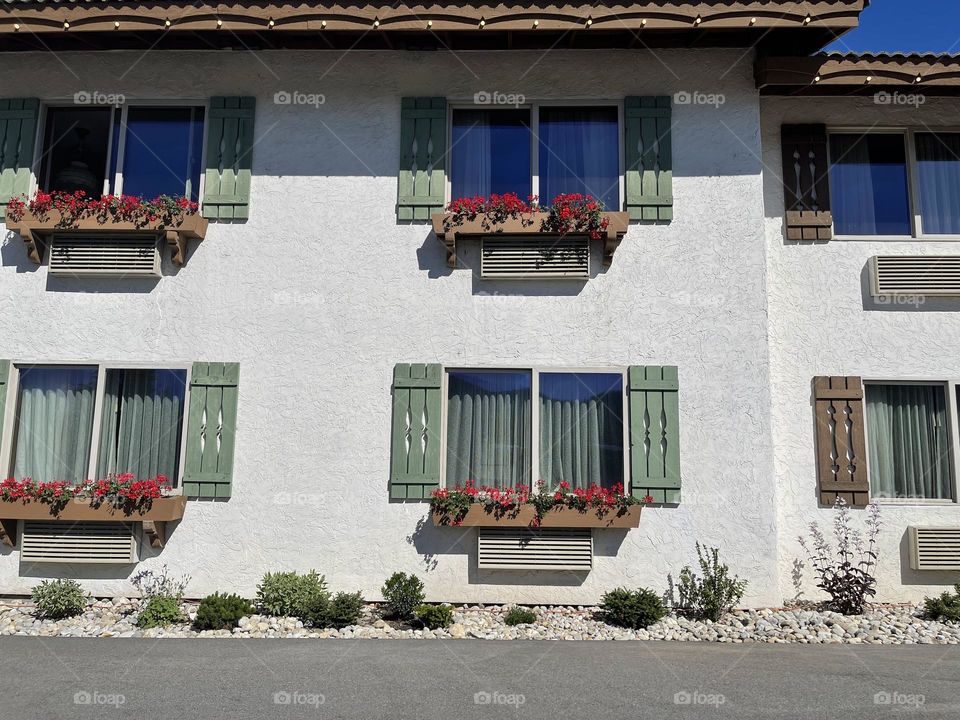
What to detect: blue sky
<box><xmin>826</xmin><ymin>0</ymin><xmax>960</xmax><ymax>54</ymax></box>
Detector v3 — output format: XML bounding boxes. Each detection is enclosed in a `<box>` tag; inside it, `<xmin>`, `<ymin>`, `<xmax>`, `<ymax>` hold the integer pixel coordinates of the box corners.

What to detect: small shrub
<box><xmin>381</xmin><ymin>572</ymin><xmax>425</xmax><ymax>621</ymax></box>
<box><xmin>193</xmin><ymin>592</ymin><xmax>253</xmax><ymax>631</ymax></box>
<box><xmin>504</xmin><ymin>606</ymin><xmax>537</xmax><ymax>626</ymax></box>
<box><xmin>137</xmin><ymin>595</ymin><xmax>184</xmax><ymax>628</ymax></box>
<box><xmin>324</xmin><ymin>592</ymin><xmax>365</xmax><ymax>629</ymax></box>
<box><xmin>798</xmin><ymin>499</ymin><xmax>880</xmax><ymax>616</ymax></box>
<box><xmin>924</xmin><ymin>584</ymin><xmax>960</xmax><ymax>623</ymax></box>
<box><xmin>677</xmin><ymin>543</ymin><xmax>747</xmax><ymax>621</ymax></box>
<box><xmin>256</xmin><ymin>571</ymin><xmax>328</xmax><ymax>617</ymax></box>
<box><xmin>414</xmin><ymin>603</ymin><xmax>453</xmax><ymax>630</ymax></box>
<box><xmin>131</xmin><ymin>565</ymin><xmax>190</xmax><ymax>600</ymax></box>
<box><xmin>32</xmin><ymin>579</ymin><xmax>87</xmax><ymax>620</ymax></box>
<box><xmin>599</xmin><ymin>588</ymin><xmax>666</xmax><ymax>629</ymax></box>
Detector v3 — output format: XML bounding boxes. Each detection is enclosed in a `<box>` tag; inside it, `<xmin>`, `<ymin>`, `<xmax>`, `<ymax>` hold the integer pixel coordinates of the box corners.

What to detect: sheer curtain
<box><xmin>539</xmin><ymin>373</ymin><xmax>623</xmax><ymax>489</ymax></box>
<box><xmin>865</xmin><ymin>384</ymin><xmax>951</xmax><ymax>499</ymax></box>
<box><xmin>916</xmin><ymin>132</ymin><xmax>960</xmax><ymax>234</ymax></box>
<box><xmin>829</xmin><ymin>134</ymin><xmax>910</xmax><ymax>235</ymax></box>
<box><xmin>539</xmin><ymin>107</ymin><xmax>619</xmax><ymax>209</ymax></box>
<box><xmin>450</xmin><ymin>109</ymin><xmax>530</xmax><ymax>198</ymax></box>
<box><xmin>445</xmin><ymin>372</ymin><xmax>531</xmax><ymax>489</ymax></box>
<box><xmin>13</xmin><ymin>367</ymin><xmax>97</xmax><ymax>484</ymax></box>
<box><xmin>97</xmin><ymin>369</ymin><xmax>187</xmax><ymax>481</ymax></box>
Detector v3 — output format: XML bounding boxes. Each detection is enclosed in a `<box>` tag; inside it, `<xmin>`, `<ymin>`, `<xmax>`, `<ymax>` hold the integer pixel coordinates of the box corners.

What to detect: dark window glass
<box><xmin>40</xmin><ymin>108</ymin><xmax>112</xmax><ymax>196</ymax></box>
<box><xmin>915</xmin><ymin>132</ymin><xmax>960</xmax><ymax>235</ymax></box>
<box><xmin>451</xmin><ymin>109</ymin><xmax>531</xmax><ymax>198</ymax></box>
<box><xmin>829</xmin><ymin>134</ymin><xmax>911</xmax><ymax>235</ymax></box>
<box><xmin>122</xmin><ymin>107</ymin><xmax>205</xmax><ymax>200</ymax></box>
<box><xmin>539</xmin><ymin>106</ymin><xmax>619</xmax><ymax>210</ymax></box>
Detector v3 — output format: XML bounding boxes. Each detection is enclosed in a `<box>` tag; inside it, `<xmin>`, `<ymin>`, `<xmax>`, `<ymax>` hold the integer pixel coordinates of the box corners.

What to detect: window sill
<box><xmin>431</xmin><ymin>211</ymin><xmax>629</xmax><ymax>269</ymax></box>
<box><xmin>6</xmin><ymin>209</ymin><xmax>208</xmax><ymax>267</ymax></box>
<box><xmin>431</xmin><ymin>504</ymin><xmax>641</xmax><ymax>528</ymax></box>
<box><xmin>871</xmin><ymin>498</ymin><xmax>957</xmax><ymax>506</ymax></box>
<box><xmin>0</xmin><ymin>495</ymin><xmax>187</xmax><ymax>549</ymax></box>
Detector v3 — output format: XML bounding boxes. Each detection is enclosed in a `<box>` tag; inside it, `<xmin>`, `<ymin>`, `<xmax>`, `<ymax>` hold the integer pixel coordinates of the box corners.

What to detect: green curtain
<box><xmin>866</xmin><ymin>384</ymin><xmax>952</xmax><ymax>499</ymax></box>
<box><xmin>445</xmin><ymin>372</ymin><xmax>531</xmax><ymax>489</ymax></box>
<box><xmin>97</xmin><ymin>369</ymin><xmax>187</xmax><ymax>481</ymax></box>
<box><xmin>539</xmin><ymin>373</ymin><xmax>623</xmax><ymax>489</ymax></box>
<box><xmin>13</xmin><ymin>367</ymin><xmax>97</xmax><ymax>484</ymax></box>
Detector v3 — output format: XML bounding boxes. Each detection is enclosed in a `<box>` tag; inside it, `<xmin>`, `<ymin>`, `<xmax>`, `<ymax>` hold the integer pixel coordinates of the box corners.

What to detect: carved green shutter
<box><xmin>397</xmin><ymin>97</ymin><xmax>447</xmax><ymax>221</ymax></box>
<box><xmin>183</xmin><ymin>362</ymin><xmax>240</xmax><ymax>498</ymax></box>
<box><xmin>0</xmin><ymin>98</ymin><xmax>39</xmax><ymax>220</ymax></box>
<box><xmin>624</xmin><ymin>96</ymin><xmax>673</xmax><ymax>221</ymax></box>
<box><xmin>202</xmin><ymin>97</ymin><xmax>255</xmax><ymax>220</ymax></box>
<box><xmin>0</xmin><ymin>360</ymin><xmax>10</xmax><ymax>444</ymax></box>
<box><xmin>390</xmin><ymin>363</ymin><xmax>443</xmax><ymax>500</ymax></box>
<box><xmin>628</xmin><ymin>365</ymin><xmax>681</xmax><ymax>504</ymax></box>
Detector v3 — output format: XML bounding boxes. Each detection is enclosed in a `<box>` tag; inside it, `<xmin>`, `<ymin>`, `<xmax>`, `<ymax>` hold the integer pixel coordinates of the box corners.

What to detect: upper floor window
<box><xmin>39</xmin><ymin>105</ymin><xmax>205</xmax><ymax>201</ymax></box>
<box><xmin>450</xmin><ymin>104</ymin><xmax>620</xmax><ymax>210</ymax></box>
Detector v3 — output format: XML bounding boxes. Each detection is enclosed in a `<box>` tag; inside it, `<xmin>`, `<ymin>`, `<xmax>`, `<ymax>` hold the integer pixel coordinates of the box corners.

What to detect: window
<box><xmin>450</xmin><ymin>104</ymin><xmax>621</xmax><ymax>210</ymax></box>
<box><xmin>444</xmin><ymin>369</ymin><xmax>625</xmax><ymax>490</ymax></box>
<box><xmin>864</xmin><ymin>383</ymin><xmax>953</xmax><ymax>500</ymax></box>
<box><xmin>7</xmin><ymin>365</ymin><xmax>188</xmax><ymax>485</ymax></box>
<box><xmin>915</xmin><ymin>132</ymin><xmax>960</xmax><ymax>235</ymax></box>
<box><xmin>40</xmin><ymin>105</ymin><xmax>205</xmax><ymax>201</ymax></box>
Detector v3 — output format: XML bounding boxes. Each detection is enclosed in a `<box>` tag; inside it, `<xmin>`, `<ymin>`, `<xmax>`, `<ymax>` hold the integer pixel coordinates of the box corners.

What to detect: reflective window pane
<box><xmin>122</xmin><ymin>107</ymin><xmax>205</xmax><ymax>200</ymax></box>
<box><xmin>451</xmin><ymin>109</ymin><xmax>531</xmax><ymax>198</ymax></box>
<box><xmin>40</xmin><ymin>107</ymin><xmax>112</xmax><ymax>196</ymax></box>
<box><xmin>829</xmin><ymin>134</ymin><xmax>911</xmax><ymax>236</ymax></box>
<box><xmin>916</xmin><ymin>132</ymin><xmax>960</xmax><ymax>235</ymax></box>
<box><xmin>539</xmin><ymin>107</ymin><xmax>620</xmax><ymax>210</ymax></box>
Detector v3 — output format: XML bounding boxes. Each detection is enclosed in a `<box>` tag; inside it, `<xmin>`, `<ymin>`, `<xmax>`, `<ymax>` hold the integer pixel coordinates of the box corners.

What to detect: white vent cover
<box><xmin>481</xmin><ymin>236</ymin><xmax>590</xmax><ymax>279</ymax></box>
<box><xmin>909</xmin><ymin>527</ymin><xmax>960</xmax><ymax>571</ymax></box>
<box><xmin>48</xmin><ymin>234</ymin><xmax>161</xmax><ymax>277</ymax></box>
<box><xmin>870</xmin><ymin>256</ymin><xmax>960</xmax><ymax>297</ymax></box>
<box><xmin>477</xmin><ymin>528</ymin><xmax>593</xmax><ymax>570</ymax></box>
<box><xmin>20</xmin><ymin>521</ymin><xmax>139</xmax><ymax>564</ymax></box>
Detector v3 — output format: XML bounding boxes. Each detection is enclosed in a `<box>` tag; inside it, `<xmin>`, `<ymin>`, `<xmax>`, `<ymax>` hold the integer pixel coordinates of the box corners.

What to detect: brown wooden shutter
<box><xmin>781</xmin><ymin>124</ymin><xmax>832</xmax><ymax>241</ymax></box>
<box><xmin>813</xmin><ymin>376</ymin><xmax>869</xmax><ymax>507</ymax></box>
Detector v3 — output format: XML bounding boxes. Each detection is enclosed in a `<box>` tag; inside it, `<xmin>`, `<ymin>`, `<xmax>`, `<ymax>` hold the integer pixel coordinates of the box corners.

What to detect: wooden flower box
<box><xmin>0</xmin><ymin>496</ymin><xmax>187</xmax><ymax>549</ymax></box>
<box><xmin>431</xmin><ymin>503</ymin><xmax>641</xmax><ymax>529</ymax></box>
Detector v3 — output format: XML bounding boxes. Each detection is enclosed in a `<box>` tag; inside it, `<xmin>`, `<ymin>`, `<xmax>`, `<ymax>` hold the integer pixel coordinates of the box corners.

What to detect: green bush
<box><xmin>599</xmin><ymin>588</ymin><xmax>667</xmax><ymax>629</ymax></box>
<box><xmin>414</xmin><ymin>603</ymin><xmax>453</xmax><ymax>630</ymax></box>
<box><xmin>924</xmin><ymin>584</ymin><xmax>960</xmax><ymax>623</ymax></box>
<box><xmin>32</xmin><ymin>579</ymin><xmax>87</xmax><ymax>620</ymax></box>
<box><xmin>677</xmin><ymin>543</ymin><xmax>747</xmax><ymax>622</ymax></box>
<box><xmin>324</xmin><ymin>592</ymin><xmax>364</xmax><ymax>629</ymax></box>
<box><xmin>193</xmin><ymin>592</ymin><xmax>253</xmax><ymax>631</ymax></box>
<box><xmin>504</xmin><ymin>606</ymin><xmax>537</xmax><ymax>626</ymax></box>
<box><xmin>381</xmin><ymin>572</ymin><xmax>425</xmax><ymax>621</ymax></box>
<box><xmin>256</xmin><ymin>570</ymin><xmax>328</xmax><ymax>617</ymax></box>
<box><xmin>137</xmin><ymin>595</ymin><xmax>185</xmax><ymax>628</ymax></box>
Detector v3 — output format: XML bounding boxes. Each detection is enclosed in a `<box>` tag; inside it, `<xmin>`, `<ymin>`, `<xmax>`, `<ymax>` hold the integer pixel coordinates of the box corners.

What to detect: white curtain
<box><xmin>13</xmin><ymin>367</ymin><xmax>97</xmax><ymax>484</ymax></box>
<box><xmin>916</xmin><ymin>132</ymin><xmax>960</xmax><ymax>234</ymax></box>
<box><xmin>445</xmin><ymin>372</ymin><xmax>531</xmax><ymax>489</ymax></box>
<box><xmin>866</xmin><ymin>384</ymin><xmax>951</xmax><ymax>499</ymax></box>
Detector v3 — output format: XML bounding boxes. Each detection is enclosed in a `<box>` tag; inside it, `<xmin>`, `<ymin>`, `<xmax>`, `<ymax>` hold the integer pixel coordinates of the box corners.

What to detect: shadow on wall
<box><xmin>899</xmin><ymin>530</ymin><xmax>960</xmax><ymax>588</ymax></box>
<box><xmin>860</xmin><ymin>261</ymin><xmax>960</xmax><ymax>312</ymax></box>
<box><xmin>1</xmin><ymin>232</ymin><xmax>41</xmax><ymax>273</ymax></box>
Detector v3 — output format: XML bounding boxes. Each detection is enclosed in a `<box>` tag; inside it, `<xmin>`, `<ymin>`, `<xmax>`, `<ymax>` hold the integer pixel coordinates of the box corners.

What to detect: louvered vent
<box><xmin>909</xmin><ymin>527</ymin><xmax>960</xmax><ymax>571</ymax></box>
<box><xmin>48</xmin><ymin>235</ymin><xmax>161</xmax><ymax>277</ymax></box>
<box><xmin>20</xmin><ymin>522</ymin><xmax>139</xmax><ymax>564</ymax></box>
<box><xmin>477</xmin><ymin>528</ymin><xmax>593</xmax><ymax>570</ymax></box>
<box><xmin>481</xmin><ymin>236</ymin><xmax>590</xmax><ymax>279</ymax></box>
<box><xmin>870</xmin><ymin>256</ymin><xmax>960</xmax><ymax>297</ymax></box>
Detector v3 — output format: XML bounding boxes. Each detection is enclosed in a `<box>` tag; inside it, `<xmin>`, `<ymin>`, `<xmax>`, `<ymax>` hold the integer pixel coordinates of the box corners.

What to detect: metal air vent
<box><xmin>477</xmin><ymin>528</ymin><xmax>593</xmax><ymax>570</ymax></box>
<box><xmin>870</xmin><ymin>256</ymin><xmax>960</xmax><ymax>297</ymax></box>
<box><xmin>20</xmin><ymin>521</ymin><xmax>139</xmax><ymax>564</ymax></box>
<box><xmin>481</xmin><ymin>236</ymin><xmax>590</xmax><ymax>279</ymax></box>
<box><xmin>909</xmin><ymin>526</ymin><xmax>960</xmax><ymax>571</ymax></box>
<box><xmin>48</xmin><ymin>234</ymin><xmax>161</xmax><ymax>277</ymax></box>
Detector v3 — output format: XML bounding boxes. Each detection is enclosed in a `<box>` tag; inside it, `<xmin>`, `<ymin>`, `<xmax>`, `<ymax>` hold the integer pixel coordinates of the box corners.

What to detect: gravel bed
<box><xmin>2</xmin><ymin>600</ymin><xmax>958</xmax><ymax>643</ymax></box>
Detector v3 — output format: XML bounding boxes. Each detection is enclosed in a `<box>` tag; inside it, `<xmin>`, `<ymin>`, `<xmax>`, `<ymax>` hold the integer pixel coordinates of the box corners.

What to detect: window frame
<box><xmin>862</xmin><ymin>378</ymin><xmax>959</xmax><ymax>505</ymax></box>
<box><xmin>445</xmin><ymin>99</ymin><xmax>626</xmax><ymax>211</ymax></box>
<box><xmin>828</xmin><ymin>127</ymin><xmax>960</xmax><ymax>242</ymax></box>
<box><xmin>33</xmin><ymin>98</ymin><xmax>209</xmax><ymax>204</ymax></box>
<box><xmin>439</xmin><ymin>366</ymin><xmax>630</xmax><ymax>491</ymax></box>
<box><xmin>0</xmin><ymin>361</ymin><xmax>192</xmax><ymax>493</ymax></box>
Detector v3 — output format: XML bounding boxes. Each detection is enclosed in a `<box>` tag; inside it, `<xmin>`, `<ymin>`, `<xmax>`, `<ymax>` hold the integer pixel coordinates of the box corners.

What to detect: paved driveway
<box><xmin>1</xmin><ymin>638</ymin><xmax>958</xmax><ymax>719</ymax></box>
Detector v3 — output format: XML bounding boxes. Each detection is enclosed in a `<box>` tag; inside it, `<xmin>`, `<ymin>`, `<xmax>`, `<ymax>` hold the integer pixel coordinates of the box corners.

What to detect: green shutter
<box><xmin>390</xmin><ymin>363</ymin><xmax>443</xmax><ymax>500</ymax></box>
<box><xmin>0</xmin><ymin>98</ymin><xmax>39</xmax><ymax>220</ymax></box>
<box><xmin>202</xmin><ymin>97</ymin><xmax>255</xmax><ymax>220</ymax></box>
<box><xmin>183</xmin><ymin>362</ymin><xmax>240</xmax><ymax>498</ymax></box>
<box><xmin>0</xmin><ymin>360</ymin><xmax>10</xmax><ymax>445</ymax></box>
<box><xmin>624</xmin><ymin>96</ymin><xmax>673</xmax><ymax>221</ymax></box>
<box><xmin>397</xmin><ymin>97</ymin><xmax>447</xmax><ymax>221</ymax></box>
<box><xmin>628</xmin><ymin>365</ymin><xmax>681</xmax><ymax>504</ymax></box>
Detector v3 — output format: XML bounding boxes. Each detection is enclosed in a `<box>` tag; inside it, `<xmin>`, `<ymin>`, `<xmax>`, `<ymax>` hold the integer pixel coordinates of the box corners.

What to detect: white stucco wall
<box><xmin>0</xmin><ymin>49</ymin><xmax>780</xmax><ymax>605</ymax></box>
<box><xmin>761</xmin><ymin>96</ymin><xmax>960</xmax><ymax>604</ymax></box>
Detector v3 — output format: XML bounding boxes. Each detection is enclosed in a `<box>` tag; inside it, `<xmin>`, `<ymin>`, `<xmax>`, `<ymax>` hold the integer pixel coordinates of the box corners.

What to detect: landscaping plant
<box><xmin>799</xmin><ymin>498</ymin><xmax>880</xmax><ymax>616</ymax></box>
<box><xmin>256</xmin><ymin>570</ymin><xmax>328</xmax><ymax>617</ymax></box>
<box><xmin>323</xmin><ymin>592</ymin><xmax>365</xmax><ymax>629</ymax></box>
<box><xmin>136</xmin><ymin>595</ymin><xmax>185</xmax><ymax>628</ymax></box>
<box><xmin>504</xmin><ymin>606</ymin><xmax>537</xmax><ymax>626</ymax></box>
<box><xmin>31</xmin><ymin>579</ymin><xmax>87</xmax><ymax>620</ymax></box>
<box><xmin>676</xmin><ymin>544</ymin><xmax>747</xmax><ymax>621</ymax></box>
<box><xmin>599</xmin><ymin>588</ymin><xmax>667</xmax><ymax>629</ymax></box>
<box><xmin>193</xmin><ymin>593</ymin><xmax>253</xmax><ymax>631</ymax></box>
<box><xmin>131</xmin><ymin>565</ymin><xmax>190</xmax><ymax>600</ymax></box>
<box><xmin>414</xmin><ymin>603</ymin><xmax>454</xmax><ymax>630</ymax></box>
<box><xmin>381</xmin><ymin>572</ymin><xmax>425</xmax><ymax>621</ymax></box>
<box><xmin>923</xmin><ymin>584</ymin><xmax>960</xmax><ymax>623</ymax></box>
